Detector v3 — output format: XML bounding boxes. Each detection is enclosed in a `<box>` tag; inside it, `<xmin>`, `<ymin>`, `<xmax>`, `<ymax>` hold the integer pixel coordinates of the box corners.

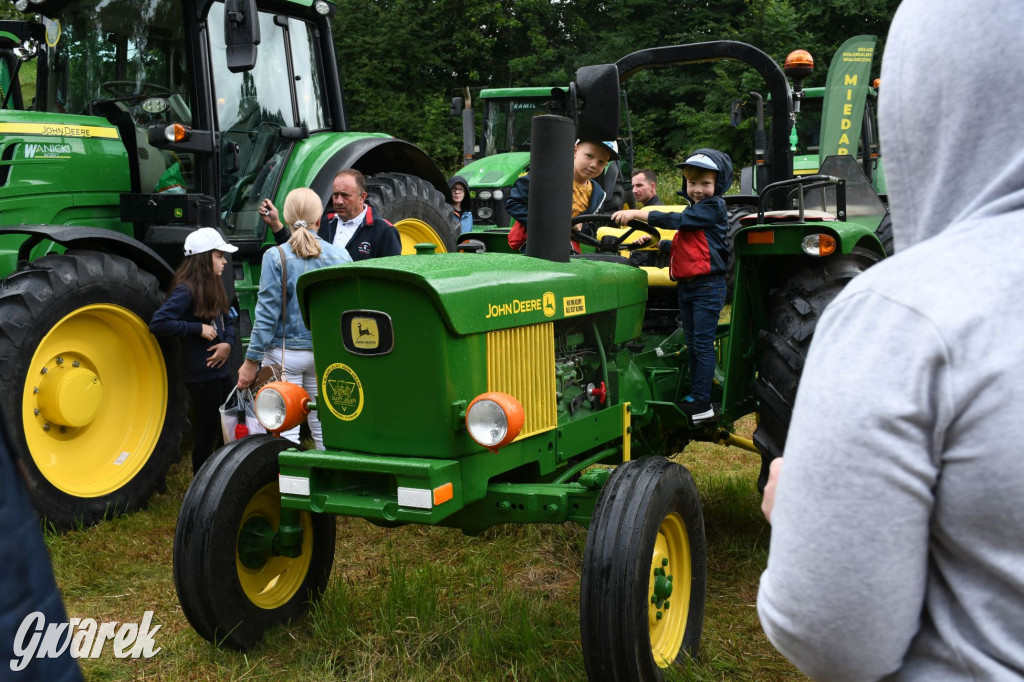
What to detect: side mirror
<box><xmin>224</xmin><ymin>0</ymin><xmax>260</xmax><ymax>74</ymax></box>
<box><xmin>572</xmin><ymin>64</ymin><xmax>620</xmax><ymax>142</ymax></box>
<box><xmin>450</xmin><ymin>96</ymin><xmax>464</xmax><ymax>116</ymax></box>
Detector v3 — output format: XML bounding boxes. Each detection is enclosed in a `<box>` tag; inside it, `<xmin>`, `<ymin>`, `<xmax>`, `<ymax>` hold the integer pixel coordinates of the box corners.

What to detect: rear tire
<box><xmin>0</xmin><ymin>250</ymin><xmax>186</xmax><ymax>529</ymax></box>
<box><xmin>365</xmin><ymin>172</ymin><xmax>461</xmax><ymax>253</ymax></box>
<box><xmin>174</xmin><ymin>434</ymin><xmax>335</xmax><ymax>649</ymax></box>
<box><xmin>581</xmin><ymin>456</ymin><xmax>707</xmax><ymax>681</ymax></box>
<box><xmin>752</xmin><ymin>248</ymin><xmax>882</xmax><ymax>489</ymax></box>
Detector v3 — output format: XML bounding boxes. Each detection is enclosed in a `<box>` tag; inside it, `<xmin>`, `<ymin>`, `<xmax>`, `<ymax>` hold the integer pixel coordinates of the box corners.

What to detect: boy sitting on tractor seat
<box><xmin>612</xmin><ymin>148</ymin><xmax>732</xmax><ymax>423</ymax></box>
<box><xmin>505</xmin><ymin>139</ymin><xmax>618</xmax><ymax>253</ymax></box>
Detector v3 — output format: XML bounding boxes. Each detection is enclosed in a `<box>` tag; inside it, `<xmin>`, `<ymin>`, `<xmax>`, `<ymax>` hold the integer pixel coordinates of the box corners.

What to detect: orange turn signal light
<box><xmin>164</xmin><ymin>123</ymin><xmax>190</xmax><ymax>143</ymax></box>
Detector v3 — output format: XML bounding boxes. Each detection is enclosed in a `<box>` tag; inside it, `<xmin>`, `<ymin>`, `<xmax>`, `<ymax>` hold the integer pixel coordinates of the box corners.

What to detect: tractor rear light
<box><xmin>801</xmin><ymin>233</ymin><xmax>837</xmax><ymax>257</ymax></box>
<box><xmin>164</xmin><ymin>123</ymin><xmax>190</xmax><ymax>143</ymax></box>
<box><xmin>254</xmin><ymin>381</ymin><xmax>310</xmax><ymax>434</ymax></box>
<box><xmin>747</xmin><ymin>230</ymin><xmax>774</xmax><ymax>245</ymax></box>
<box><xmin>466</xmin><ymin>391</ymin><xmax>524</xmax><ymax>452</ymax></box>
<box><xmin>478</xmin><ymin>190</ymin><xmax>492</xmax><ymax>200</ymax></box>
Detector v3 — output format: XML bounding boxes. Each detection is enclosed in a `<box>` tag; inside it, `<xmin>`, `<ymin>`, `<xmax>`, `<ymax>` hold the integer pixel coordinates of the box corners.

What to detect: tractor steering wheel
<box><xmin>569</xmin><ymin>214</ymin><xmax>661</xmax><ymax>253</ymax></box>
<box><xmin>100</xmin><ymin>81</ymin><xmax>171</xmax><ymax>100</ymax></box>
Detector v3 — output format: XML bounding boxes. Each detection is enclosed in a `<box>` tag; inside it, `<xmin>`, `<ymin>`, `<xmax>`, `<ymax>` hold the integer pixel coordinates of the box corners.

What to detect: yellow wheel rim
<box><xmin>649</xmin><ymin>511</ymin><xmax>692</xmax><ymax>667</ymax></box>
<box><xmin>22</xmin><ymin>304</ymin><xmax>167</xmax><ymax>497</ymax></box>
<box><xmin>395</xmin><ymin>217</ymin><xmax>449</xmax><ymax>254</ymax></box>
<box><xmin>236</xmin><ymin>482</ymin><xmax>314</xmax><ymax>609</ymax></box>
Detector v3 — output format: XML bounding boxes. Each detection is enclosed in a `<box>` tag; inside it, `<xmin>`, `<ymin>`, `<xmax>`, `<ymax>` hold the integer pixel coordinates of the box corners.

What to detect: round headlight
<box><xmin>466</xmin><ymin>392</ymin><xmax>525</xmax><ymax>452</ymax></box>
<box><xmin>313</xmin><ymin>0</ymin><xmax>330</xmax><ymax>14</ymax></box>
<box><xmin>477</xmin><ymin>207</ymin><xmax>493</xmax><ymax>220</ymax></box>
<box><xmin>492</xmin><ymin>189</ymin><xmax>504</xmax><ymax>200</ymax></box>
<box><xmin>255</xmin><ymin>387</ymin><xmax>287</xmax><ymax>431</ymax></box>
<box><xmin>254</xmin><ymin>381</ymin><xmax>311</xmax><ymax>434</ymax></box>
<box><xmin>478</xmin><ymin>190</ymin><xmax>492</xmax><ymax>201</ymax></box>
<box><xmin>467</xmin><ymin>399</ymin><xmax>507</xmax><ymax>447</ymax></box>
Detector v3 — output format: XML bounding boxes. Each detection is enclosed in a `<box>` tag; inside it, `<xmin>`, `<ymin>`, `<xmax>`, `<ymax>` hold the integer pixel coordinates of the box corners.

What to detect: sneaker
<box><xmin>681</xmin><ymin>400</ymin><xmax>715</xmax><ymax>423</ymax></box>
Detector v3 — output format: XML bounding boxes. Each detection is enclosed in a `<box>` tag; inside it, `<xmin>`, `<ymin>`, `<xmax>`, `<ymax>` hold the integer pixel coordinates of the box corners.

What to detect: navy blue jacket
<box><xmin>318</xmin><ymin>205</ymin><xmax>401</xmax><ymax>261</ymax></box>
<box><xmin>648</xmin><ymin>148</ymin><xmax>732</xmax><ymax>279</ymax></box>
<box><xmin>149</xmin><ymin>284</ymin><xmax>236</xmax><ymax>383</ymax></box>
<box><xmin>0</xmin><ymin>426</ymin><xmax>82</xmax><ymax>681</ymax></box>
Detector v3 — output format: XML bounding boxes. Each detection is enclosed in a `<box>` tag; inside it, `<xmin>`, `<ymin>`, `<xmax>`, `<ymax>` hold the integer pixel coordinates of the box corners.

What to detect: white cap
<box><xmin>183</xmin><ymin>227</ymin><xmax>238</xmax><ymax>256</ymax></box>
<box><xmin>680</xmin><ymin>153</ymin><xmax>719</xmax><ymax>172</ymax></box>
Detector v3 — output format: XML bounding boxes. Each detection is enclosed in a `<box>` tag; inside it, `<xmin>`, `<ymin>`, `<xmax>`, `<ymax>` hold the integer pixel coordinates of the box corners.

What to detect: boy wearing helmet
<box><xmin>612</xmin><ymin>148</ymin><xmax>732</xmax><ymax>423</ymax></box>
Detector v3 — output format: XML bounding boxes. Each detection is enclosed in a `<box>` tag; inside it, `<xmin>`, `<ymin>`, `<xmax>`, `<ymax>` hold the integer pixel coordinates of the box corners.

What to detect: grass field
<box><xmin>45</xmin><ymin>416</ymin><xmax>805</xmax><ymax>681</ymax></box>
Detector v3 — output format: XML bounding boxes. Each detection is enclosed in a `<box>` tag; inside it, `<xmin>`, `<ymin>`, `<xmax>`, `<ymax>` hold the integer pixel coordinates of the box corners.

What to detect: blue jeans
<box><xmin>678</xmin><ymin>276</ymin><xmax>726</xmax><ymax>405</ymax></box>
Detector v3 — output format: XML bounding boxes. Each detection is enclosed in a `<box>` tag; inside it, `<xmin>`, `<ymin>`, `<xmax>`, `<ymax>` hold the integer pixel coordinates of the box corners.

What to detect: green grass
<box><xmin>45</xmin><ymin>418</ymin><xmax>805</xmax><ymax>681</ymax></box>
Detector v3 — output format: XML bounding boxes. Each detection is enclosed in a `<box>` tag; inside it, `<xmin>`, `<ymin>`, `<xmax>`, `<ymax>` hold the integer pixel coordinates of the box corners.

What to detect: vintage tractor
<box><xmin>173</xmin><ymin>42</ymin><xmax>887</xmax><ymax>679</ymax></box>
<box><xmin>0</xmin><ymin>0</ymin><xmax>460</xmax><ymax>528</ymax></box>
<box><xmin>449</xmin><ymin>85</ymin><xmax>635</xmax><ymax>229</ymax></box>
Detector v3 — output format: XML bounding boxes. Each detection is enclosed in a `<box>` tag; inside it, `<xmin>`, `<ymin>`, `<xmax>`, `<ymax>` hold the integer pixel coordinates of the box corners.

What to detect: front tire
<box><xmin>581</xmin><ymin>457</ymin><xmax>707</xmax><ymax>681</ymax></box>
<box><xmin>173</xmin><ymin>435</ymin><xmax>335</xmax><ymax>649</ymax></box>
<box><xmin>365</xmin><ymin>172</ymin><xmax>462</xmax><ymax>253</ymax></box>
<box><xmin>752</xmin><ymin>248</ymin><xmax>882</xmax><ymax>488</ymax></box>
<box><xmin>0</xmin><ymin>250</ymin><xmax>187</xmax><ymax>529</ymax></box>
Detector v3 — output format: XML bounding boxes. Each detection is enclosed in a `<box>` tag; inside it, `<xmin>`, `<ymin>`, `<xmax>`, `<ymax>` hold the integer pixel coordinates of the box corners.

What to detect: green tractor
<box><xmin>0</xmin><ymin>0</ymin><xmax>461</xmax><ymax>529</ymax></box>
<box><xmin>173</xmin><ymin>41</ymin><xmax>887</xmax><ymax>678</ymax></box>
<box><xmin>449</xmin><ymin>85</ymin><xmax>635</xmax><ymax>229</ymax></box>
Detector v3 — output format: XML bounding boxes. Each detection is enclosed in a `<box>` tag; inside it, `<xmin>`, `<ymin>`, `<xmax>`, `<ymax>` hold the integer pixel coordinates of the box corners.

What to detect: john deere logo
<box><xmin>350</xmin><ymin>317</ymin><xmax>378</xmax><ymax>350</ymax></box>
<box><xmin>322</xmin><ymin>363</ymin><xmax>364</xmax><ymax>421</ymax></box>
<box><xmin>543</xmin><ymin>292</ymin><xmax>556</xmax><ymax>317</ymax></box>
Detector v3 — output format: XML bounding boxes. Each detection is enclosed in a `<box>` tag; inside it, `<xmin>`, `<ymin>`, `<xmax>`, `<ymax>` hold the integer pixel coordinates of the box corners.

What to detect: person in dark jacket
<box><xmin>631</xmin><ymin>168</ymin><xmax>662</xmax><ymax>207</ymax></box>
<box><xmin>263</xmin><ymin>169</ymin><xmax>401</xmax><ymax>261</ymax></box>
<box><xmin>612</xmin><ymin>148</ymin><xmax>732</xmax><ymax>423</ymax></box>
<box><xmin>0</xmin><ymin>420</ymin><xmax>82</xmax><ymax>681</ymax></box>
<box><xmin>504</xmin><ymin>139</ymin><xmax>616</xmax><ymax>253</ymax></box>
<box><xmin>149</xmin><ymin>227</ymin><xmax>237</xmax><ymax>473</ymax></box>
<box><xmin>448</xmin><ymin>175</ymin><xmax>473</xmax><ymax>234</ymax></box>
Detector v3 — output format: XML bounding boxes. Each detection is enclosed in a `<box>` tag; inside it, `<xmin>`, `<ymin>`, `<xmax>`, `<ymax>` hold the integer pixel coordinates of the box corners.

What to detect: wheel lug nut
<box><xmin>42</xmin><ymin>423</ymin><xmax>51</xmax><ymax>431</ymax></box>
<box><xmin>56</xmin><ymin>357</ymin><xmax>64</xmax><ymax>365</ymax></box>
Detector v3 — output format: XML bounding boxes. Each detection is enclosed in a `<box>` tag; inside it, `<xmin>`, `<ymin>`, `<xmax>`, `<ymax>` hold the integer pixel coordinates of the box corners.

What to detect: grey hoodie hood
<box><xmin>881</xmin><ymin>0</ymin><xmax>1024</xmax><ymax>253</ymax></box>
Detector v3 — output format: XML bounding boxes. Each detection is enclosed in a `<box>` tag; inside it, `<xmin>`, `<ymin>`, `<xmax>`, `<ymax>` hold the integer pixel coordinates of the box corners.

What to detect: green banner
<box><xmin>818</xmin><ymin>35</ymin><xmax>877</xmax><ymax>160</ymax></box>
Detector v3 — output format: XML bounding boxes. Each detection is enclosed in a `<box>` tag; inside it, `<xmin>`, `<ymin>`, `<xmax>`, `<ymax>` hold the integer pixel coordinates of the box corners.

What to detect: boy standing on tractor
<box><xmin>612</xmin><ymin>148</ymin><xmax>732</xmax><ymax>423</ymax></box>
<box><xmin>505</xmin><ymin>139</ymin><xmax>618</xmax><ymax>252</ymax></box>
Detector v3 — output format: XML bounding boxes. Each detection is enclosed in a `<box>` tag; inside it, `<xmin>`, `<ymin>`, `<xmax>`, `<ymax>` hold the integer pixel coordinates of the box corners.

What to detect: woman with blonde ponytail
<box><xmin>237</xmin><ymin>187</ymin><xmax>351</xmax><ymax>448</ymax></box>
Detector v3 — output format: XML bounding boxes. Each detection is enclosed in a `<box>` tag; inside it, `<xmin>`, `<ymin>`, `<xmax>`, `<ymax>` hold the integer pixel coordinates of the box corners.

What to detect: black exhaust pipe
<box><xmin>524</xmin><ymin>114</ymin><xmax>574</xmax><ymax>263</ymax></box>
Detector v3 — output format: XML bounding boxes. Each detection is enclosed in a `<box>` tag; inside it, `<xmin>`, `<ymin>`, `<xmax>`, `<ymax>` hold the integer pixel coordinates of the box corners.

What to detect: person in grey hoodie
<box><xmin>757</xmin><ymin>1</ymin><xmax>1024</xmax><ymax>679</ymax></box>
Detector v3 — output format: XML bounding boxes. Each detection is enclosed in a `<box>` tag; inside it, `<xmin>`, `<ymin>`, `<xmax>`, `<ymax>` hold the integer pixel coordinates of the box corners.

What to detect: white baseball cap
<box><xmin>183</xmin><ymin>227</ymin><xmax>238</xmax><ymax>256</ymax></box>
<box><xmin>679</xmin><ymin>153</ymin><xmax>719</xmax><ymax>172</ymax></box>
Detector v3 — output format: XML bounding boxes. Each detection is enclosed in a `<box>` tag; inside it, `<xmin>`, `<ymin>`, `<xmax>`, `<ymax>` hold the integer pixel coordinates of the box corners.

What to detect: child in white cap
<box><xmin>149</xmin><ymin>227</ymin><xmax>238</xmax><ymax>473</ymax></box>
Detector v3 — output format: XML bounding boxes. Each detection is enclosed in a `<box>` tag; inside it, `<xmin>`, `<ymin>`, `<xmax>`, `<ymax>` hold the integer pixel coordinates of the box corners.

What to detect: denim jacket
<box><xmin>245</xmin><ymin>237</ymin><xmax>351</xmax><ymax>362</ymax></box>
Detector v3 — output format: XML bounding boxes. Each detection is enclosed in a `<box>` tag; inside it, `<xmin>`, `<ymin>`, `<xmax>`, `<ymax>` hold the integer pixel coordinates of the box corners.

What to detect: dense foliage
<box><xmin>1</xmin><ymin>0</ymin><xmax>900</xmax><ymax>178</ymax></box>
<box><xmin>332</xmin><ymin>0</ymin><xmax>900</xmax><ymax>178</ymax></box>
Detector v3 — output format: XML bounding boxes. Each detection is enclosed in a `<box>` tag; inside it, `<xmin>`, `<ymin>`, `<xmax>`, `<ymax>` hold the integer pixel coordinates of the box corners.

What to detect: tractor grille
<box><xmin>486</xmin><ymin>323</ymin><xmax>557</xmax><ymax>438</ymax></box>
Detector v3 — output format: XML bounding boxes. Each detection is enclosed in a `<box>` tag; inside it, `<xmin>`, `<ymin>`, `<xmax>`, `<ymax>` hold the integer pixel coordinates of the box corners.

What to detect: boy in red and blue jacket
<box><xmin>612</xmin><ymin>148</ymin><xmax>732</xmax><ymax>423</ymax></box>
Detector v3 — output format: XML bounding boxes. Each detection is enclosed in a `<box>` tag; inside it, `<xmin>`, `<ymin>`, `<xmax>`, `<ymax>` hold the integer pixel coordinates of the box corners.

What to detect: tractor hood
<box><xmin>297</xmin><ymin>252</ymin><xmax>648</xmax><ymax>337</ymax></box>
<box><xmin>456</xmin><ymin>153</ymin><xmax>531</xmax><ymax>189</ymax></box>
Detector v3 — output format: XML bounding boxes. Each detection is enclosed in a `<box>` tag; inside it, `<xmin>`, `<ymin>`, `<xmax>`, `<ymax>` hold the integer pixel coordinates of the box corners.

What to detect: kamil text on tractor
<box><xmin>0</xmin><ymin>0</ymin><xmax>461</xmax><ymax>528</ymax></box>
<box><xmin>173</xmin><ymin>41</ymin><xmax>889</xmax><ymax>680</ymax></box>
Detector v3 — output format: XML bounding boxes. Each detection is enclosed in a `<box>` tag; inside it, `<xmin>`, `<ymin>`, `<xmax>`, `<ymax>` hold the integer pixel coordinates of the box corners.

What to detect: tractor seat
<box><xmin>739</xmin><ymin>209</ymin><xmax>838</xmax><ymax>224</ymax></box>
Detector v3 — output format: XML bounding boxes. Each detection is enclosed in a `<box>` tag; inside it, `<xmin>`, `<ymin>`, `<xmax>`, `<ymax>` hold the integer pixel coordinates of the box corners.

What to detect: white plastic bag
<box><xmin>220</xmin><ymin>387</ymin><xmax>266</xmax><ymax>442</ymax></box>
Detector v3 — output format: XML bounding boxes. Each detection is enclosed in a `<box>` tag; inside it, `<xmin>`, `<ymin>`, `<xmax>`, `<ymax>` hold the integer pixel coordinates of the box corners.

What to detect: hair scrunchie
<box><xmin>293</xmin><ymin>219</ymin><xmax>308</xmax><ymax>229</ymax></box>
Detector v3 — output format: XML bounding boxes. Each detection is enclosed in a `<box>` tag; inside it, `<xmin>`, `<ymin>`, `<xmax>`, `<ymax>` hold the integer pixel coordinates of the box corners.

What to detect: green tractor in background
<box><xmin>0</xmin><ymin>0</ymin><xmax>460</xmax><ymax>529</ymax></box>
<box><xmin>449</xmin><ymin>85</ymin><xmax>635</xmax><ymax>229</ymax></box>
<box><xmin>173</xmin><ymin>41</ymin><xmax>888</xmax><ymax>679</ymax></box>
<box><xmin>736</xmin><ymin>35</ymin><xmax>890</xmax><ymax>255</ymax></box>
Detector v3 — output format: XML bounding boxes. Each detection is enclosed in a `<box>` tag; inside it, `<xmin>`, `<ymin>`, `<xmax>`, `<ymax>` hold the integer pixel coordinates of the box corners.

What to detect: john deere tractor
<box><xmin>173</xmin><ymin>42</ymin><xmax>887</xmax><ymax>679</ymax></box>
<box><xmin>0</xmin><ymin>0</ymin><xmax>460</xmax><ymax>529</ymax></box>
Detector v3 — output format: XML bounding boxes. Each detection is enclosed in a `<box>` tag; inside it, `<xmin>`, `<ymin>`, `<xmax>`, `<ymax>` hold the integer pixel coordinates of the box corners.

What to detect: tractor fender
<box><xmin>0</xmin><ymin>225</ymin><xmax>175</xmax><ymax>288</ymax></box>
<box><xmin>303</xmin><ymin>137</ymin><xmax>452</xmax><ymax>207</ymax></box>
